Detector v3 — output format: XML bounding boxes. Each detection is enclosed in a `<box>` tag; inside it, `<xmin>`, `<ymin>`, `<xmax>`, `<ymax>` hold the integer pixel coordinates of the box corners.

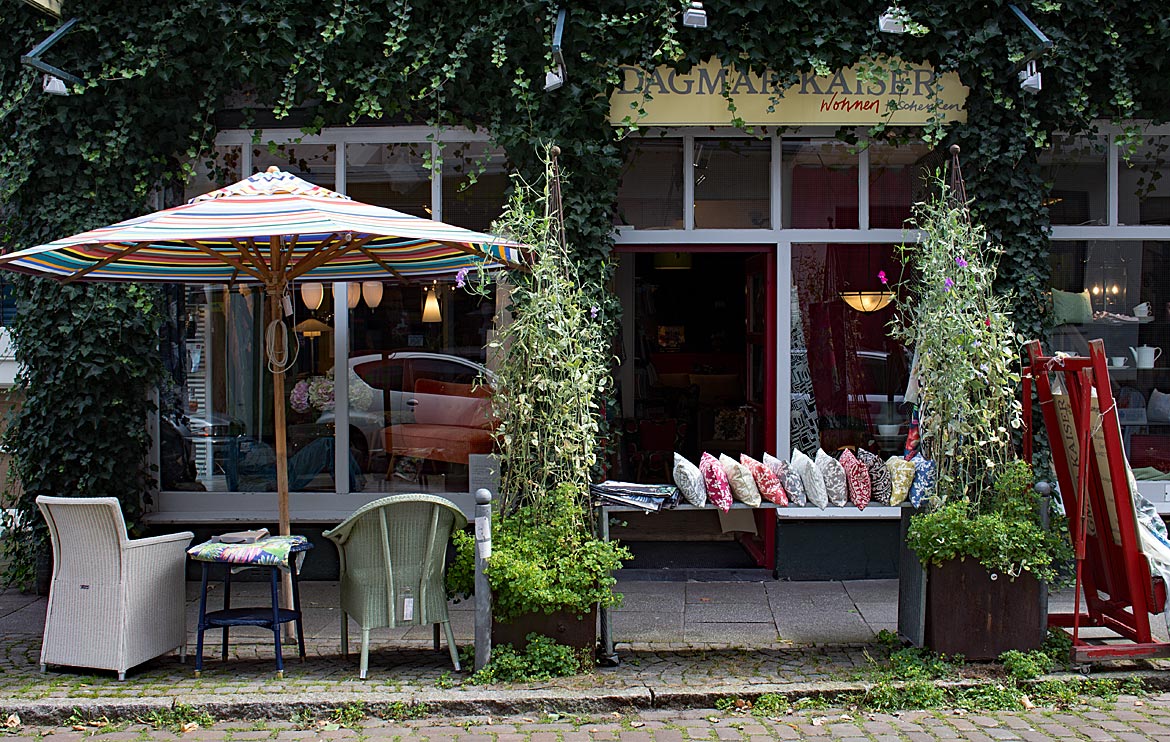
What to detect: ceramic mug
<box><xmin>1111</xmin><ymin>356</ymin><xmax>1129</xmax><ymax>367</ymax></box>
<box><xmin>1134</xmin><ymin>302</ymin><xmax>1152</xmax><ymax>317</ymax></box>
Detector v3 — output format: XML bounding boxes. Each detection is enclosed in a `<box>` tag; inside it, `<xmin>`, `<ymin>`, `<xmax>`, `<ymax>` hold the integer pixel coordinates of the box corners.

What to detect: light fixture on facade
<box><xmin>361</xmin><ymin>281</ymin><xmax>383</xmax><ymax>308</ymax></box>
<box><xmin>840</xmin><ymin>290</ymin><xmax>894</xmax><ymax>313</ymax></box>
<box><xmin>545</xmin><ymin>8</ymin><xmax>567</xmax><ymax>91</ymax></box>
<box><xmin>21</xmin><ymin>18</ymin><xmax>83</xmax><ymax>95</ymax></box>
<box><xmin>300</xmin><ymin>282</ymin><xmax>324</xmax><ymax>310</ymax></box>
<box><xmin>654</xmin><ymin>252</ymin><xmax>693</xmax><ymax>270</ymax></box>
<box><xmin>682</xmin><ymin>2</ymin><xmax>708</xmax><ymax>28</ymax></box>
<box><xmin>42</xmin><ymin>74</ymin><xmax>69</xmax><ymax>96</ymax></box>
<box><xmin>1018</xmin><ymin>59</ymin><xmax>1042</xmax><ymax>94</ymax></box>
<box><xmin>422</xmin><ymin>283</ymin><xmax>442</xmax><ymax>323</ymax></box>
<box><xmin>878</xmin><ymin>6</ymin><xmax>907</xmax><ymax>33</ymax></box>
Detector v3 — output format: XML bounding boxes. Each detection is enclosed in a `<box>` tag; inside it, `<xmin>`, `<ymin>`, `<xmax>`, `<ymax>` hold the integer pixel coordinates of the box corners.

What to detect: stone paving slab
<box><xmin>5</xmin><ymin>695</ymin><xmax>1170</xmax><ymax>740</ymax></box>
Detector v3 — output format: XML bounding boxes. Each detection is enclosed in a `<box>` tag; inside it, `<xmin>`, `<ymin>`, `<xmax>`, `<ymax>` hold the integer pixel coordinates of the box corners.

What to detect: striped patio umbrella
<box><xmin>0</xmin><ymin>167</ymin><xmax>526</xmax><ymax>541</ymax></box>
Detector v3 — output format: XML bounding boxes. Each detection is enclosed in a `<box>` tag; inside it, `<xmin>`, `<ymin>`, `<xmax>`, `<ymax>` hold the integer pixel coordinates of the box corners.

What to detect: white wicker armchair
<box><xmin>37</xmin><ymin>496</ymin><xmax>193</xmax><ymax>680</ymax></box>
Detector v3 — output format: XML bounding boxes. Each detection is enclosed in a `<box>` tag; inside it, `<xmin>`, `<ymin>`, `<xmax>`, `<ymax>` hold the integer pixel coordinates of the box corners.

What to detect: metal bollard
<box><xmin>474</xmin><ymin>488</ymin><xmax>492</xmax><ymax>672</ymax></box>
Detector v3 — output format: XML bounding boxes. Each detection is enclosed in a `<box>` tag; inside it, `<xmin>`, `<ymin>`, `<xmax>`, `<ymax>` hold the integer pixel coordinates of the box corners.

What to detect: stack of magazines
<box><xmin>590</xmin><ymin>481</ymin><xmax>681</xmax><ymax>512</ymax></box>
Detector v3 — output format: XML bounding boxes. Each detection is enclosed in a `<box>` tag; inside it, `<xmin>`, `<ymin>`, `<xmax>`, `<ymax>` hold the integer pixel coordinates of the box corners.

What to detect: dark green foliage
<box><xmin>468</xmin><ymin>632</ymin><xmax>591</xmax><ymax>683</ymax></box>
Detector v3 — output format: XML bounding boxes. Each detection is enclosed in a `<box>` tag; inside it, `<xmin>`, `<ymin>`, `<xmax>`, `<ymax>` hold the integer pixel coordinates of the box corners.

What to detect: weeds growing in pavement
<box><xmin>468</xmin><ymin>634</ymin><xmax>591</xmax><ymax>683</ymax></box>
<box><xmin>137</xmin><ymin>704</ymin><xmax>214</xmax><ymax>732</ymax></box>
<box><xmin>375</xmin><ymin>701</ymin><xmax>431</xmax><ymax>721</ymax></box>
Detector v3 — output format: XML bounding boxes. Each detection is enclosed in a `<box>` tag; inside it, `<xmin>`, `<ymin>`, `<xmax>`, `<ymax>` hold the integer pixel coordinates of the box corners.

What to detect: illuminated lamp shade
<box><xmin>422</xmin><ymin>285</ymin><xmax>442</xmax><ymax>323</ymax></box>
<box><xmin>840</xmin><ymin>290</ymin><xmax>894</xmax><ymax>313</ymax></box>
<box><xmin>346</xmin><ymin>283</ymin><xmax>361</xmax><ymax>309</ymax></box>
<box><xmin>361</xmin><ymin>281</ymin><xmax>383</xmax><ymax>308</ymax></box>
<box><xmin>294</xmin><ymin>318</ymin><xmax>332</xmax><ymax>338</ymax></box>
<box><xmin>300</xmin><ymin>282</ymin><xmax>324</xmax><ymax>311</ymax></box>
<box><xmin>654</xmin><ymin>252</ymin><xmax>693</xmax><ymax>270</ymax></box>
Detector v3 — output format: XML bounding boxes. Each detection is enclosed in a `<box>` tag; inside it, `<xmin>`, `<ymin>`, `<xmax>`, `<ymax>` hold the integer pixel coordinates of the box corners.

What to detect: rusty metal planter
<box><xmin>923</xmin><ymin>558</ymin><xmax>1045</xmax><ymax>660</ymax></box>
<box><xmin>491</xmin><ymin>607</ymin><xmax>598</xmax><ymax>652</ymax></box>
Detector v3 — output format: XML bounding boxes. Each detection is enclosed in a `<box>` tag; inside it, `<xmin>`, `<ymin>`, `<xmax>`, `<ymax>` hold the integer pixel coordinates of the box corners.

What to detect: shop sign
<box><xmin>609</xmin><ymin>58</ymin><xmax>967</xmax><ymax>127</ymax></box>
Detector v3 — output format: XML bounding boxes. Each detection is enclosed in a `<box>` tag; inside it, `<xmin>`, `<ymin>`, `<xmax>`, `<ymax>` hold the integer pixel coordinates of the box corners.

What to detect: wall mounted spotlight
<box><xmin>544</xmin><ymin>8</ymin><xmax>567</xmax><ymax>92</ymax></box>
<box><xmin>683</xmin><ymin>2</ymin><xmax>708</xmax><ymax>28</ymax></box>
<box><xmin>42</xmin><ymin>74</ymin><xmax>69</xmax><ymax>96</ymax></box>
<box><xmin>878</xmin><ymin>6</ymin><xmax>907</xmax><ymax>34</ymax></box>
<box><xmin>1019</xmin><ymin>59</ymin><xmax>1042</xmax><ymax>94</ymax></box>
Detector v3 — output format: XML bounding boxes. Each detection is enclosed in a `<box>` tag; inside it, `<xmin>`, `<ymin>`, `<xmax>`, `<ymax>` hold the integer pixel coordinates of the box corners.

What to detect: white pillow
<box><xmin>791</xmin><ymin>448</ymin><xmax>828</xmax><ymax>509</ymax></box>
<box><xmin>816</xmin><ymin>449</ymin><xmax>849</xmax><ymax>507</ymax></box>
<box><xmin>720</xmin><ymin>453</ymin><xmax>762</xmax><ymax>506</ymax></box>
<box><xmin>767</xmin><ymin>453</ymin><xmax>806</xmax><ymax>506</ymax></box>
<box><xmin>672</xmin><ymin>453</ymin><xmax>707</xmax><ymax>507</ymax></box>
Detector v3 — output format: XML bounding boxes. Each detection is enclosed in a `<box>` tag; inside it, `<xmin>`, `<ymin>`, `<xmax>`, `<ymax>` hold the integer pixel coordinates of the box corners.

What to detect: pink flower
<box><xmin>944</xmin><ymin>277</ymin><xmax>954</xmax><ymax>291</ymax></box>
<box><xmin>455</xmin><ymin>267</ymin><xmax>469</xmax><ymax>288</ymax></box>
<box><xmin>878</xmin><ymin>270</ymin><xmax>888</xmax><ymax>285</ymax></box>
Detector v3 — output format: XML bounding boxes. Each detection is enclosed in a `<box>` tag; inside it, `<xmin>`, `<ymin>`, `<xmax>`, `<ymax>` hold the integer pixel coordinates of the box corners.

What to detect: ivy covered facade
<box><xmin>3</xmin><ymin>1</ymin><xmax>1170</xmax><ymax>580</ymax></box>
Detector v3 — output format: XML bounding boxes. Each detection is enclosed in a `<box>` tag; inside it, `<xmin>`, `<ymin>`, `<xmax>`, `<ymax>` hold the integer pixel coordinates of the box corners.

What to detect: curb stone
<box><xmin>4</xmin><ymin>669</ymin><xmax>1167</xmax><ymax>725</ymax></box>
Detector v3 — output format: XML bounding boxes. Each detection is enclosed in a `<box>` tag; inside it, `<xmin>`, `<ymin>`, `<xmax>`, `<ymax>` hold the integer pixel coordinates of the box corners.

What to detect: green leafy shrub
<box><xmin>469</xmin><ymin>633</ymin><xmax>590</xmax><ymax>683</ymax></box>
<box><xmin>999</xmin><ymin>649</ymin><xmax>1055</xmax><ymax>681</ymax></box>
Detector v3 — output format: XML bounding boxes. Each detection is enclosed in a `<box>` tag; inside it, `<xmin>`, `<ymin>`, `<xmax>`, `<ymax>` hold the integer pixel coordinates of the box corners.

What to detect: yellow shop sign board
<box><xmin>609</xmin><ymin>59</ymin><xmax>967</xmax><ymax>127</ymax></box>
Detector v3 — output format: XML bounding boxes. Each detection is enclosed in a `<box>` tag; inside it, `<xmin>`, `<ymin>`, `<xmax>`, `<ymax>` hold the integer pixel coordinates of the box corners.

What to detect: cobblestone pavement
<box><xmin>3</xmin><ymin>695</ymin><xmax>1170</xmax><ymax>741</ymax></box>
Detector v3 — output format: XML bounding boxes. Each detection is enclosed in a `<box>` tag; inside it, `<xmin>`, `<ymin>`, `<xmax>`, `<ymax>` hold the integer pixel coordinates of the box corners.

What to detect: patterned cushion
<box><xmin>816</xmin><ymin>449</ymin><xmax>848</xmax><ymax>507</ymax></box>
<box><xmin>858</xmin><ymin>448</ymin><xmax>892</xmax><ymax>505</ymax></box>
<box><xmin>792</xmin><ymin>448</ymin><xmax>827</xmax><ymax>509</ymax></box>
<box><xmin>699</xmin><ymin>452</ymin><xmax>734</xmax><ymax>512</ymax></box>
<box><xmin>886</xmin><ymin>456</ymin><xmax>916</xmax><ymax>506</ymax></box>
<box><xmin>720</xmin><ymin>453</ymin><xmax>762</xmax><ymax>506</ymax></box>
<box><xmin>908</xmin><ymin>453</ymin><xmax>937</xmax><ymax>507</ymax></box>
<box><xmin>187</xmin><ymin>535</ymin><xmax>311</xmax><ymax>568</ymax></box>
<box><xmin>672</xmin><ymin>452</ymin><xmax>707</xmax><ymax>507</ymax></box>
<box><xmin>768</xmin><ymin>453</ymin><xmax>806</xmax><ymax>506</ymax></box>
<box><xmin>742</xmin><ymin>454</ymin><xmax>787</xmax><ymax>505</ymax></box>
<box><xmin>838</xmin><ymin>449</ymin><xmax>871</xmax><ymax>510</ymax></box>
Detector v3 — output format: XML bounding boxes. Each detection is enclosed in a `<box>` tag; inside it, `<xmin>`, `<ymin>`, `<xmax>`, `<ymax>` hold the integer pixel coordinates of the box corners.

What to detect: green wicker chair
<box><xmin>323</xmin><ymin>494</ymin><xmax>467</xmax><ymax>679</ymax></box>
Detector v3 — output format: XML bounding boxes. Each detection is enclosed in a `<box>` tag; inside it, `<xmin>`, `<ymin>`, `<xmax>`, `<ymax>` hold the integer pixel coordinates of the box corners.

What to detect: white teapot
<box><xmin>1131</xmin><ymin>345</ymin><xmax>1163</xmax><ymax>369</ymax></box>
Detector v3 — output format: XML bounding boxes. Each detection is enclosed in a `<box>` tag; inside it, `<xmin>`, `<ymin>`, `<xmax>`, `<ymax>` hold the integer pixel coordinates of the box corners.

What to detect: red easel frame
<box><xmin>1024</xmin><ymin>339</ymin><xmax>1170</xmax><ymax>663</ymax></box>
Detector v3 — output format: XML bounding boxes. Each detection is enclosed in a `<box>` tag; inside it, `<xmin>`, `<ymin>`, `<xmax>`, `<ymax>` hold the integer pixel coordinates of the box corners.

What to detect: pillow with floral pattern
<box><xmin>742</xmin><ymin>454</ymin><xmax>787</xmax><ymax>505</ymax></box>
<box><xmin>857</xmin><ymin>448</ymin><xmax>891</xmax><ymax>505</ymax></box>
<box><xmin>908</xmin><ymin>453</ymin><xmax>937</xmax><ymax>507</ymax></box>
<box><xmin>672</xmin><ymin>452</ymin><xmax>707</xmax><ymax>507</ymax></box>
<box><xmin>816</xmin><ymin>449</ymin><xmax>849</xmax><ymax>507</ymax></box>
<box><xmin>886</xmin><ymin>456</ymin><xmax>916</xmax><ymax>506</ymax></box>
<box><xmin>767</xmin><ymin>453</ymin><xmax>805</xmax><ymax>506</ymax></box>
<box><xmin>720</xmin><ymin>453</ymin><xmax>762</xmax><ymax>506</ymax></box>
<box><xmin>699</xmin><ymin>452</ymin><xmax>734</xmax><ymax>512</ymax></box>
<box><xmin>838</xmin><ymin>448</ymin><xmax>872</xmax><ymax>510</ymax></box>
<box><xmin>791</xmin><ymin>448</ymin><xmax>827</xmax><ymax>509</ymax></box>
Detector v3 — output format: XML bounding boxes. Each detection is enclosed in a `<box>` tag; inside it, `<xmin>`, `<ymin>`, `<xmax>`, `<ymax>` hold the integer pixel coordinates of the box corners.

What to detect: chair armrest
<box><xmin>125</xmin><ymin>531</ymin><xmax>195</xmax><ymax>550</ymax></box>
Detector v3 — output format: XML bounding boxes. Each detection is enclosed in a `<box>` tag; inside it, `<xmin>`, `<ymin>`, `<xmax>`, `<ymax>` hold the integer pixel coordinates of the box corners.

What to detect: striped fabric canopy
<box><xmin>0</xmin><ymin>168</ymin><xmax>527</xmax><ymax>283</ymax></box>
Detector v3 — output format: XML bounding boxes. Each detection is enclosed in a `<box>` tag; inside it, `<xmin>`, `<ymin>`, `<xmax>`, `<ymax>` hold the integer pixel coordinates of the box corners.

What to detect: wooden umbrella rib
<box><xmin>59</xmin><ymin>242</ymin><xmax>149</xmax><ymax>282</ymax></box>
<box><xmin>355</xmin><ymin>243</ymin><xmax>409</xmax><ymax>283</ymax></box>
<box><xmin>288</xmin><ymin>236</ymin><xmax>371</xmax><ymax>280</ymax></box>
<box><xmin>435</xmin><ymin>239</ymin><xmax>529</xmax><ymax>272</ymax></box>
<box><xmin>283</xmin><ymin>235</ymin><xmax>344</xmax><ymax>281</ymax></box>
<box><xmin>230</xmin><ymin>239</ymin><xmax>271</xmax><ymax>281</ymax></box>
<box><xmin>183</xmin><ymin>240</ymin><xmax>265</xmax><ymax>282</ymax></box>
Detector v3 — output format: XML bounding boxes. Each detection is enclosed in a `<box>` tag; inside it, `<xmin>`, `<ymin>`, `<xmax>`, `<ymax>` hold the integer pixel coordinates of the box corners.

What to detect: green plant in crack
<box><xmin>137</xmin><ymin>704</ymin><xmax>214</xmax><ymax>733</ymax></box>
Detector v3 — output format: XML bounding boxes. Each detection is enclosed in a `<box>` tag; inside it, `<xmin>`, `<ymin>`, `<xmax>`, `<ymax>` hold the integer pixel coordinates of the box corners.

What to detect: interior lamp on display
<box><xmin>1089</xmin><ymin>260</ymin><xmax>1127</xmax><ymax>313</ymax></box>
<box><xmin>300</xmin><ymin>282</ymin><xmax>325</xmax><ymax>311</ymax></box>
<box><xmin>361</xmin><ymin>281</ymin><xmax>383</xmax><ymax>308</ymax></box>
<box><xmin>840</xmin><ymin>290</ymin><xmax>894</xmax><ymax>313</ymax></box>
<box><xmin>423</xmin><ymin>283</ymin><xmax>442</xmax><ymax>323</ymax></box>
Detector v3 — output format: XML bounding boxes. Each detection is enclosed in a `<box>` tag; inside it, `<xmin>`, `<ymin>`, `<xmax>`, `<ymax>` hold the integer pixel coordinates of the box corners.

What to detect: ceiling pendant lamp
<box><xmin>346</xmin><ymin>282</ymin><xmax>361</xmax><ymax>309</ymax></box>
<box><xmin>840</xmin><ymin>290</ymin><xmax>894</xmax><ymax>313</ymax></box>
<box><xmin>361</xmin><ymin>281</ymin><xmax>383</xmax><ymax>308</ymax></box>
<box><xmin>422</xmin><ymin>283</ymin><xmax>442</xmax><ymax>323</ymax></box>
<box><xmin>300</xmin><ymin>282</ymin><xmax>324</xmax><ymax>311</ymax></box>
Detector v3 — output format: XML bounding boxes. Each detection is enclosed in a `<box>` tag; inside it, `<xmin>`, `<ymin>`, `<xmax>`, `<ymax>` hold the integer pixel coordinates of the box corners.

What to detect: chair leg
<box><xmin>39</xmin><ymin>664</ymin><xmax>45</xmax><ymax>673</ymax></box>
<box><xmin>433</xmin><ymin>623</ymin><xmax>440</xmax><ymax>651</ymax></box>
<box><xmin>359</xmin><ymin>628</ymin><xmax>371</xmax><ymax>680</ymax></box>
<box><xmin>118</xmin><ymin>671</ymin><xmax>125</xmax><ymax>681</ymax></box>
<box><xmin>442</xmin><ymin>621</ymin><xmax>460</xmax><ymax>672</ymax></box>
<box><xmin>340</xmin><ymin>611</ymin><xmax>349</xmax><ymax>658</ymax></box>
<box><xmin>179</xmin><ymin>641</ymin><xmax>187</xmax><ymax>664</ymax></box>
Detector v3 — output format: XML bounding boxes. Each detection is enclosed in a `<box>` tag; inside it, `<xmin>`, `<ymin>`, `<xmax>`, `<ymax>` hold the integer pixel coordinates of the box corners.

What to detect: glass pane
<box><xmin>694</xmin><ymin>138</ymin><xmax>771</xmax><ymax>229</ymax></box>
<box><xmin>346</xmin><ymin>280</ymin><xmax>497</xmax><ymax>493</ymax></box>
<box><xmin>441</xmin><ymin>142</ymin><xmax>509</xmax><ymax>232</ymax></box>
<box><xmin>1039</xmin><ymin>135</ymin><xmax>1107</xmax><ymax>225</ymax></box>
<box><xmin>1120</xmin><ymin>136</ymin><xmax>1170</xmax><ymax>225</ymax></box>
<box><xmin>184</xmin><ymin>145</ymin><xmax>242</xmax><ymax>201</ymax></box>
<box><xmin>790</xmin><ymin>244</ymin><xmax>909</xmax><ymax>457</ymax></box>
<box><xmin>1048</xmin><ymin>241</ymin><xmax>1170</xmax><ymax>479</ymax></box>
<box><xmin>615</xmin><ymin>138</ymin><xmax>683</xmax><ymax>230</ymax></box>
<box><xmin>868</xmin><ymin>142</ymin><xmax>940</xmax><ymax>229</ymax></box>
<box><xmin>252</xmin><ymin>142</ymin><xmax>336</xmax><ymax>187</ymax></box>
<box><xmin>784</xmin><ymin>139</ymin><xmax>859</xmax><ymax>229</ymax></box>
<box><xmin>161</xmin><ymin>286</ymin><xmax>336</xmax><ymax>493</ymax></box>
<box><xmin>346</xmin><ymin>143</ymin><xmax>431</xmax><ymax>217</ymax></box>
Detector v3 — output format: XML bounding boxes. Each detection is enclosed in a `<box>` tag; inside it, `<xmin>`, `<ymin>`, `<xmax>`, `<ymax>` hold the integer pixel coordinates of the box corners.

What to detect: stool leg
<box><xmin>221</xmin><ymin>568</ymin><xmax>232</xmax><ymax>660</ymax></box>
<box><xmin>291</xmin><ymin>560</ymin><xmax>306</xmax><ymax>660</ymax></box>
<box><xmin>195</xmin><ymin>564</ymin><xmax>209</xmax><ymax>677</ymax></box>
<box><xmin>270</xmin><ymin>567</ymin><xmax>284</xmax><ymax>678</ymax></box>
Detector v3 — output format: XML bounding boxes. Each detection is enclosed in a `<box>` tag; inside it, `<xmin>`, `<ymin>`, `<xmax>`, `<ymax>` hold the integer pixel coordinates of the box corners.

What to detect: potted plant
<box><xmin>450</xmin><ymin>146</ymin><xmax>630</xmax><ymax>661</ymax></box>
<box><xmin>887</xmin><ymin>160</ymin><xmax>1069</xmax><ymax>659</ymax></box>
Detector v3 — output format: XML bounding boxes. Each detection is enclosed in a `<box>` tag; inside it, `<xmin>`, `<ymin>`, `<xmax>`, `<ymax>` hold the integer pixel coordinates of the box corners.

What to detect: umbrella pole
<box><xmin>267</xmin><ymin>285</ymin><xmax>296</xmax><ymax>642</ymax></box>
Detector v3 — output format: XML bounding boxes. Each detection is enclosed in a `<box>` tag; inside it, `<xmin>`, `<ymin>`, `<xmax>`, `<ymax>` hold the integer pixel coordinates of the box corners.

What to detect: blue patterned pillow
<box><xmin>908</xmin><ymin>453</ymin><xmax>936</xmax><ymax>507</ymax></box>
